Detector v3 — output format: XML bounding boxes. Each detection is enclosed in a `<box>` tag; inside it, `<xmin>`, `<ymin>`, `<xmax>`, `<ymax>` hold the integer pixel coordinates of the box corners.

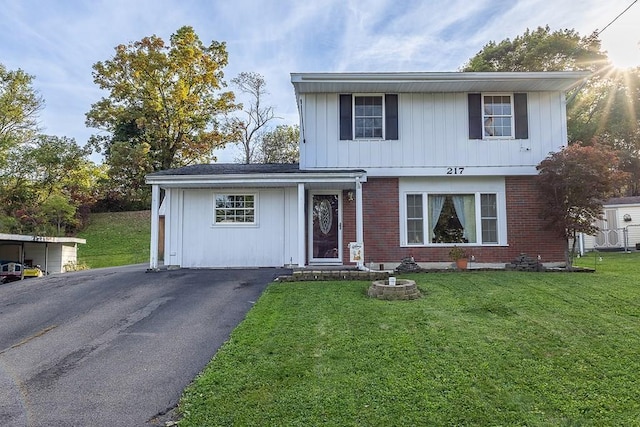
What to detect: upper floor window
<box><xmin>214</xmin><ymin>194</ymin><xmax>256</xmax><ymax>224</ymax></box>
<box><xmin>340</xmin><ymin>94</ymin><xmax>398</xmax><ymax>140</ymax></box>
<box><xmin>354</xmin><ymin>96</ymin><xmax>383</xmax><ymax>138</ymax></box>
<box><xmin>483</xmin><ymin>95</ymin><xmax>512</xmax><ymax>138</ymax></box>
<box><xmin>468</xmin><ymin>93</ymin><xmax>528</xmax><ymax>140</ymax></box>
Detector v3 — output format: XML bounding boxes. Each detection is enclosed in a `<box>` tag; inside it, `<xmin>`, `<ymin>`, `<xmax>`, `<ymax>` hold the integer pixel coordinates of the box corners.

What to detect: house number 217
<box><xmin>446</xmin><ymin>167</ymin><xmax>465</xmax><ymax>175</ymax></box>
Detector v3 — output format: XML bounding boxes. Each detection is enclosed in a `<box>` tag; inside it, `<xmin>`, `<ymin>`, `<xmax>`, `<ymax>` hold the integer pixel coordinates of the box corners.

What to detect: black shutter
<box><xmin>514</xmin><ymin>93</ymin><xmax>528</xmax><ymax>139</ymax></box>
<box><xmin>468</xmin><ymin>93</ymin><xmax>482</xmax><ymax>139</ymax></box>
<box><xmin>339</xmin><ymin>94</ymin><xmax>352</xmax><ymax>140</ymax></box>
<box><xmin>385</xmin><ymin>94</ymin><xmax>398</xmax><ymax>140</ymax></box>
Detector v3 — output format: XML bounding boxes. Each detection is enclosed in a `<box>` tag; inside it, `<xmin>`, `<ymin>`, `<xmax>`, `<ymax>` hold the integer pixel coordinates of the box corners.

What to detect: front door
<box><xmin>309</xmin><ymin>192</ymin><xmax>342</xmax><ymax>264</ymax></box>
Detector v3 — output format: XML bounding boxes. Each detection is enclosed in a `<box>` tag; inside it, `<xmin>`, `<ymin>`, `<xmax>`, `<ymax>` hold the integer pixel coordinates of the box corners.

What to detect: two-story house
<box><xmin>145</xmin><ymin>71</ymin><xmax>587</xmax><ymax>270</ymax></box>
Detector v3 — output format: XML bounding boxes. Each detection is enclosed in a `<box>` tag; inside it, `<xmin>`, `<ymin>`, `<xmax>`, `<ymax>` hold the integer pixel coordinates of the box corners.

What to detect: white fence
<box><xmin>579</xmin><ymin>224</ymin><xmax>640</xmax><ymax>253</ymax></box>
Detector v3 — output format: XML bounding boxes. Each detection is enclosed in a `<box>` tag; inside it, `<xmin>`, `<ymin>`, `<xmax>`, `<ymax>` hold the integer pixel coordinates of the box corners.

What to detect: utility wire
<box><xmin>595</xmin><ymin>0</ymin><xmax>637</xmax><ymax>37</ymax></box>
<box><xmin>566</xmin><ymin>0</ymin><xmax>638</xmax><ymax>104</ymax></box>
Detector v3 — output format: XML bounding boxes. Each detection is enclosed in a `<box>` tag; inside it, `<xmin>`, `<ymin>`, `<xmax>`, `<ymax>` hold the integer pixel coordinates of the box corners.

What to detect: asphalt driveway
<box><xmin>0</xmin><ymin>264</ymin><xmax>289</xmax><ymax>426</ymax></box>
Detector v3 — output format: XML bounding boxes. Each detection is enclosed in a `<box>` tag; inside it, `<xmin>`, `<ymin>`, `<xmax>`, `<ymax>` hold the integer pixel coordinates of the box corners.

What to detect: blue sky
<box><xmin>1</xmin><ymin>0</ymin><xmax>638</xmax><ymax>162</ymax></box>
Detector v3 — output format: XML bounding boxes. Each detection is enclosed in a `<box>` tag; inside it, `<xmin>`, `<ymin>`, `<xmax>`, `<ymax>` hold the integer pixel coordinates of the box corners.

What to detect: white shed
<box><xmin>0</xmin><ymin>233</ymin><xmax>86</xmax><ymax>274</ymax></box>
<box><xmin>579</xmin><ymin>197</ymin><xmax>640</xmax><ymax>252</ymax></box>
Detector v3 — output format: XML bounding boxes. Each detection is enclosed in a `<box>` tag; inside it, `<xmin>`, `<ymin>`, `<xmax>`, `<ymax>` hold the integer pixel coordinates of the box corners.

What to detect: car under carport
<box><xmin>0</xmin><ymin>233</ymin><xmax>86</xmax><ymax>275</ymax></box>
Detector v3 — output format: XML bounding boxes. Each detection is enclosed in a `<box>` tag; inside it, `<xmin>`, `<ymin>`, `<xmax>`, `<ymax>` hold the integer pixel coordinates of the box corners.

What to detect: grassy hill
<box><xmin>77</xmin><ymin>211</ymin><xmax>151</xmax><ymax>269</ymax></box>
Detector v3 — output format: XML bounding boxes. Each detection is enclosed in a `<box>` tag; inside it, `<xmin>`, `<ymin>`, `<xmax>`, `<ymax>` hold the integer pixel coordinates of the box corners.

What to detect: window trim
<box><xmin>403</xmin><ymin>191</ymin><xmax>500</xmax><ymax>247</ymax></box>
<box><xmin>353</xmin><ymin>93</ymin><xmax>385</xmax><ymax>140</ymax></box>
<box><xmin>213</xmin><ymin>192</ymin><xmax>258</xmax><ymax>226</ymax></box>
<box><xmin>469</xmin><ymin>92</ymin><xmax>528</xmax><ymax>140</ymax></box>
<box><xmin>482</xmin><ymin>93</ymin><xmax>514</xmax><ymax>139</ymax></box>
<box><xmin>398</xmin><ymin>177</ymin><xmax>508</xmax><ymax>248</ymax></box>
<box><xmin>339</xmin><ymin>93</ymin><xmax>399</xmax><ymax>140</ymax></box>
<box><xmin>480</xmin><ymin>193</ymin><xmax>498</xmax><ymax>244</ymax></box>
<box><xmin>406</xmin><ymin>194</ymin><xmax>425</xmax><ymax>245</ymax></box>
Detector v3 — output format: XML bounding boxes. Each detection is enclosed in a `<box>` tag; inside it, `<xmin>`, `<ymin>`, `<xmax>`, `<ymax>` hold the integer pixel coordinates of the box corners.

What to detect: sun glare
<box><xmin>605</xmin><ymin>39</ymin><xmax>640</xmax><ymax>69</ymax></box>
<box><xmin>599</xmin><ymin>4</ymin><xmax>640</xmax><ymax>69</ymax></box>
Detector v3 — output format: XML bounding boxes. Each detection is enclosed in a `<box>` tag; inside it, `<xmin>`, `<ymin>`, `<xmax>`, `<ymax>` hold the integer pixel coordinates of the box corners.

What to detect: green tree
<box><xmin>536</xmin><ymin>144</ymin><xmax>627</xmax><ymax>268</ymax></box>
<box><xmin>462</xmin><ymin>26</ymin><xmax>607</xmax><ymax>72</ymax></box>
<box><xmin>569</xmin><ymin>70</ymin><xmax>640</xmax><ymax>149</ymax></box>
<box><xmin>86</xmin><ymin>26</ymin><xmax>238</xmax><ymax>177</ymax></box>
<box><xmin>41</xmin><ymin>194</ymin><xmax>77</xmax><ymax>235</ymax></box>
<box><xmin>0</xmin><ymin>63</ymin><xmax>44</xmax><ymax>161</ymax></box>
<box><xmin>28</xmin><ymin>135</ymin><xmax>92</xmax><ymax>196</ymax></box>
<box><xmin>258</xmin><ymin>124</ymin><xmax>299</xmax><ymax>163</ymax></box>
<box><xmin>98</xmin><ymin>139</ymin><xmax>154</xmax><ymax>210</ymax></box>
<box><xmin>0</xmin><ymin>135</ymin><xmax>96</xmax><ymax>235</ymax></box>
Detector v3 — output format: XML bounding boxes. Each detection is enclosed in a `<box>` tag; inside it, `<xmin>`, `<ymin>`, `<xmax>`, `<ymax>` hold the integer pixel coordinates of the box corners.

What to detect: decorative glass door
<box><xmin>310</xmin><ymin>193</ymin><xmax>342</xmax><ymax>263</ymax></box>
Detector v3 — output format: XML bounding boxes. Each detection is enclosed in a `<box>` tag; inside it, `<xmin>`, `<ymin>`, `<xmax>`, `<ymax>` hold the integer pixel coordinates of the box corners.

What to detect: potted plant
<box><xmin>449</xmin><ymin>246</ymin><xmax>468</xmax><ymax>270</ymax></box>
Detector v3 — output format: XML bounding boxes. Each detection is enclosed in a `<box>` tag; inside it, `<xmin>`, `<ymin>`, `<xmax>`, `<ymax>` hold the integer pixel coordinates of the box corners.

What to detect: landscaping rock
<box><xmin>395</xmin><ymin>257</ymin><xmax>423</xmax><ymax>273</ymax></box>
<box><xmin>505</xmin><ymin>253</ymin><xmax>546</xmax><ymax>272</ymax></box>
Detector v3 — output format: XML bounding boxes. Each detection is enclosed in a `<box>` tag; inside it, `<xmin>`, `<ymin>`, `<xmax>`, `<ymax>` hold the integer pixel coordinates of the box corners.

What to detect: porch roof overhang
<box><xmin>145</xmin><ymin>163</ymin><xmax>367</xmax><ymax>189</ymax></box>
<box><xmin>291</xmin><ymin>71</ymin><xmax>590</xmax><ymax>95</ymax></box>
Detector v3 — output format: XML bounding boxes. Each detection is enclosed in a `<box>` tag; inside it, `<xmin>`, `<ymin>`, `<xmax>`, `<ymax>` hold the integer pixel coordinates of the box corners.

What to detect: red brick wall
<box><xmin>340</xmin><ymin>176</ymin><xmax>565</xmax><ymax>265</ymax></box>
<box><xmin>504</xmin><ymin>176</ymin><xmax>565</xmax><ymax>261</ymax></box>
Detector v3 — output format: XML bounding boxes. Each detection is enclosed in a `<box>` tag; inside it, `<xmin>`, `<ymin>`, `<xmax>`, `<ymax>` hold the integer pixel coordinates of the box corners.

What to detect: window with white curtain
<box><xmin>405</xmin><ymin>193</ymin><xmax>499</xmax><ymax>245</ymax></box>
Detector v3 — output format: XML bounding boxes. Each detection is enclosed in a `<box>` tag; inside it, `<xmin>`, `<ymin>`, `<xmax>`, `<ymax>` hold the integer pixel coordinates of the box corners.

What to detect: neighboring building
<box><xmin>578</xmin><ymin>196</ymin><xmax>640</xmax><ymax>252</ymax></box>
<box><xmin>0</xmin><ymin>233</ymin><xmax>86</xmax><ymax>274</ymax></box>
<box><xmin>146</xmin><ymin>71</ymin><xmax>588</xmax><ymax>270</ymax></box>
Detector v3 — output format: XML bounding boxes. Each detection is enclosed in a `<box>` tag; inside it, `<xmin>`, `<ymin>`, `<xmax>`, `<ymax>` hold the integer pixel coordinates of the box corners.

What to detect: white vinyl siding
<box><xmin>174</xmin><ymin>188</ymin><xmax>295</xmax><ymax>268</ymax></box>
<box><xmin>299</xmin><ymin>91</ymin><xmax>567</xmax><ymax>175</ymax></box>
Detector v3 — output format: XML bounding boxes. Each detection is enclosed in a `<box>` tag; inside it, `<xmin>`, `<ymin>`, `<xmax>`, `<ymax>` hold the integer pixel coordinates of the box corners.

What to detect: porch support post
<box><xmin>355</xmin><ymin>177</ymin><xmax>364</xmax><ymax>267</ymax></box>
<box><xmin>44</xmin><ymin>243</ymin><xmax>49</xmax><ymax>275</ymax></box>
<box><xmin>297</xmin><ymin>183</ymin><xmax>306</xmax><ymax>267</ymax></box>
<box><xmin>149</xmin><ymin>184</ymin><xmax>160</xmax><ymax>271</ymax></box>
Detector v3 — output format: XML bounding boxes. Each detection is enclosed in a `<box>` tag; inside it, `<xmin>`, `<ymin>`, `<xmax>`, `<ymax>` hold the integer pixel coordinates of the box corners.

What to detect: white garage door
<box><xmin>181</xmin><ymin>188</ymin><xmax>285</xmax><ymax>268</ymax></box>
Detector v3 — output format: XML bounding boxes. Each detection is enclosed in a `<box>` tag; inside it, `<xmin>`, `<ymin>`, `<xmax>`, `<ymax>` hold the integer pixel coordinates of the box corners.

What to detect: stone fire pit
<box><xmin>367</xmin><ymin>278</ymin><xmax>421</xmax><ymax>300</ymax></box>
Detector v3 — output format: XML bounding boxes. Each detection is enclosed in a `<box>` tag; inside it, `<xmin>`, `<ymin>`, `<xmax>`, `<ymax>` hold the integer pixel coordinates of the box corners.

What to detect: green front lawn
<box><xmin>179</xmin><ymin>252</ymin><xmax>640</xmax><ymax>426</ymax></box>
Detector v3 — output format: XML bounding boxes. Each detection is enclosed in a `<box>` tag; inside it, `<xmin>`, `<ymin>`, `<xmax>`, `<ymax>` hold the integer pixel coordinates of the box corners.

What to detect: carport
<box><xmin>0</xmin><ymin>233</ymin><xmax>86</xmax><ymax>274</ymax></box>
